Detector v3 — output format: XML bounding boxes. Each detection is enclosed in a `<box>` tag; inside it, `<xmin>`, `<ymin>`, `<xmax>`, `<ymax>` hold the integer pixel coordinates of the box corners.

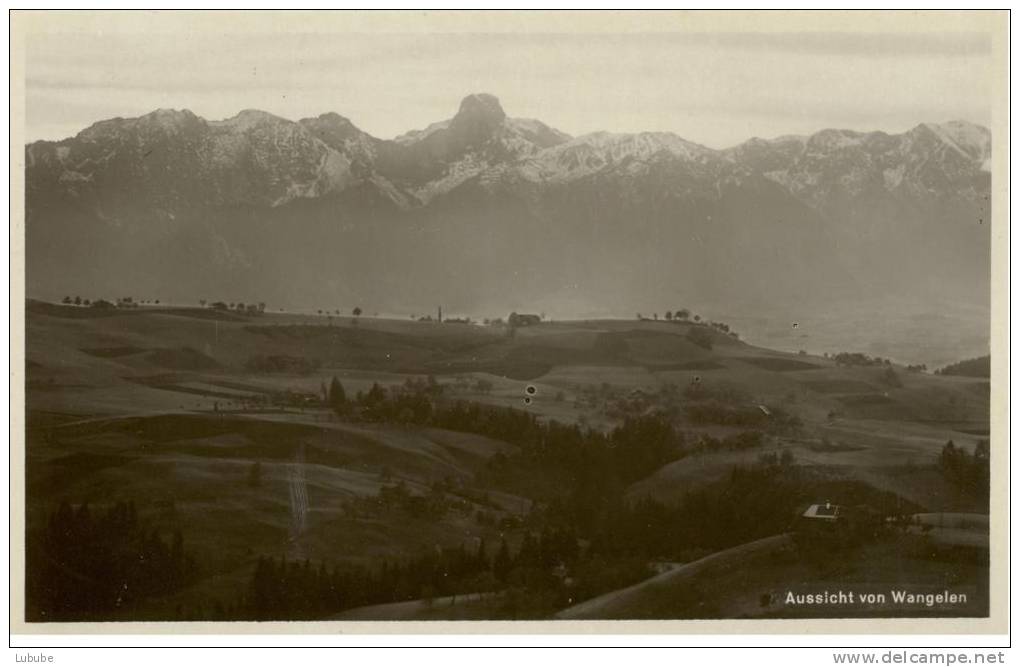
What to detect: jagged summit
<box><xmin>447</xmin><ymin>93</ymin><xmax>508</xmax><ymax>146</ymax></box>
<box><xmin>455</xmin><ymin>93</ymin><xmax>506</xmax><ymax>122</ymax></box>
<box><xmin>298</xmin><ymin>112</ymin><xmax>371</xmax><ymax>150</ymax></box>
<box><xmin>304</xmin><ymin>111</ymin><xmax>356</xmax><ymax>126</ymax></box>
<box><xmin>214</xmin><ymin>108</ymin><xmax>290</xmax><ymax>130</ymax></box>
<box><xmin>75</xmin><ymin>107</ymin><xmax>203</xmax><ymax>141</ymax></box>
<box><xmin>145</xmin><ymin>108</ymin><xmax>197</xmax><ymax>121</ymax></box>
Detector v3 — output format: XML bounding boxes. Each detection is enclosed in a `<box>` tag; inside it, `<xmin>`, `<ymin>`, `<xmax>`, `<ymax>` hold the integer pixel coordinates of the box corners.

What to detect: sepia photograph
<box><xmin>9</xmin><ymin>9</ymin><xmax>1009</xmax><ymax>636</ymax></box>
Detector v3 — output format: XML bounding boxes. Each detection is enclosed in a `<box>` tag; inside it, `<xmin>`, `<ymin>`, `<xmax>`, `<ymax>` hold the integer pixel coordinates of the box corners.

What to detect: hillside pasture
<box><xmin>23</xmin><ymin>305</ymin><xmax>990</xmax><ymax>620</ymax></box>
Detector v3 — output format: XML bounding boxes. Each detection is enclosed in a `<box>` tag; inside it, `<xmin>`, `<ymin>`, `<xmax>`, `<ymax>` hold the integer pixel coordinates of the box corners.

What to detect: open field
<box><xmin>24</xmin><ymin>301</ymin><xmax>990</xmax><ymax>620</ymax></box>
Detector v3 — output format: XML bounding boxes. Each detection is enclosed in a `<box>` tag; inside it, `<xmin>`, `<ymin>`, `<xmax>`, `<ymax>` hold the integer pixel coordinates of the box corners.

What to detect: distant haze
<box><xmin>27</xmin><ymin>31</ymin><xmax>991</xmax><ymax>148</ymax></box>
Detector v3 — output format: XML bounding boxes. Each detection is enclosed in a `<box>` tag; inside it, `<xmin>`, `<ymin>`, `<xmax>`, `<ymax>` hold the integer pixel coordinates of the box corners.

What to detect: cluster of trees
<box><xmin>26</xmin><ymin>501</ymin><xmax>196</xmax><ymax>621</ymax></box>
<box><xmin>208</xmin><ymin>301</ymin><xmax>266</xmax><ymax>316</ymax></box>
<box><xmin>639</xmin><ymin>309</ymin><xmax>694</xmax><ymax>322</ymax></box>
<box><xmin>245</xmin><ymin>543</ymin><xmax>490</xmax><ymax>620</ymax></box>
<box><xmin>60</xmin><ymin>295</ymin><xmax>150</xmax><ymax>309</ymax></box>
<box><xmin>828</xmin><ymin>352</ymin><xmax>893</xmax><ymax>367</ymax></box>
<box><xmin>314</xmin><ymin>307</ymin><xmax>363</xmax><ymax>318</ymax></box>
<box><xmin>589</xmin><ymin>464</ymin><xmax>799</xmax><ymax>558</ymax></box>
<box><xmin>935</xmin><ymin>355</ymin><xmax>991</xmax><ymax>378</ymax></box>
<box><xmin>634</xmin><ymin>311</ymin><xmax>741</xmax><ymax>338</ymax></box>
<box><xmin>410</xmin><ymin>314</ymin><xmax>487</xmax><ymax>324</ymax></box>
<box><xmin>58</xmin><ymin>295</ymin><xmax>274</xmax><ymax>316</ymax></box>
<box><xmin>938</xmin><ymin>440</ymin><xmax>990</xmax><ymax>502</ymax></box>
<box><xmin>241</xmin><ymin>525</ymin><xmax>630</xmax><ymax>621</ymax></box>
<box><xmin>322</xmin><ymin>375</ymin><xmax>442</xmax><ymax>421</ymax></box>
<box><xmin>416</xmin><ymin>315</ymin><xmax>475</xmax><ymax>324</ymax></box>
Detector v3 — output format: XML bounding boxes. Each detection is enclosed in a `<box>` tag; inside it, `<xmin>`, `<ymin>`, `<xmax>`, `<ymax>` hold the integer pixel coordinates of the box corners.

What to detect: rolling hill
<box><xmin>24</xmin><ymin>302</ymin><xmax>990</xmax><ymax>621</ymax></box>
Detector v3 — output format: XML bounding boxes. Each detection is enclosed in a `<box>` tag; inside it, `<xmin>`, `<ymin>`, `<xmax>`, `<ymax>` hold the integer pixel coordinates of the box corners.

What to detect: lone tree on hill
<box><xmin>352</xmin><ymin>306</ymin><xmax>363</xmax><ymax>318</ymax></box>
<box><xmin>329</xmin><ymin>376</ymin><xmax>348</xmax><ymax>414</ymax></box>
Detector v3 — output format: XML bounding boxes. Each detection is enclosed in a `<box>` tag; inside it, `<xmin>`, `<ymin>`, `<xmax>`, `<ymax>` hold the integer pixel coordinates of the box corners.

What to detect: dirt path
<box><xmin>555</xmin><ymin>533</ymin><xmax>792</xmax><ymax>619</ymax></box>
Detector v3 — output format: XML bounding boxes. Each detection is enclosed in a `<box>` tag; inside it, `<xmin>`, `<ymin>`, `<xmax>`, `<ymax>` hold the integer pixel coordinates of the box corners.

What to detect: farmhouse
<box><xmin>802</xmin><ymin>502</ymin><xmax>840</xmax><ymax>522</ymax></box>
<box><xmin>508</xmin><ymin>312</ymin><xmax>542</xmax><ymax>327</ymax></box>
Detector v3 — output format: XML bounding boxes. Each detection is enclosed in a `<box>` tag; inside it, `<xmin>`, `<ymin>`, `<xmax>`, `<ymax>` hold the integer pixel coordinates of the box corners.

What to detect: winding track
<box><xmin>555</xmin><ymin>533</ymin><xmax>792</xmax><ymax>619</ymax></box>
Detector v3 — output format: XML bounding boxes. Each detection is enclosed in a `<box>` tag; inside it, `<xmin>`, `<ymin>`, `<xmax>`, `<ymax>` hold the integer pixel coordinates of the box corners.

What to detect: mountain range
<box><xmin>25</xmin><ymin>93</ymin><xmax>990</xmax><ymax>346</ymax></box>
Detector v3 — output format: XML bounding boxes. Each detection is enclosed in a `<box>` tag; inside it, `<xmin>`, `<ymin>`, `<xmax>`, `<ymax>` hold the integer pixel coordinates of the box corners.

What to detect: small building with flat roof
<box><xmin>801</xmin><ymin>502</ymin><xmax>841</xmax><ymax>522</ymax></box>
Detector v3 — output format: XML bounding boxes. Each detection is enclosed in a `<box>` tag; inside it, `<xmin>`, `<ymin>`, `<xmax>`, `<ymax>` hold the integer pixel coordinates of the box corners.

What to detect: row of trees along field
<box><xmin>59</xmin><ymin>295</ymin><xmax>145</xmax><ymax>309</ymax></box>
<box><xmin>58</xmin><ymin>295</ymin><xmax>271</xmax><ymax>316</ymax></box>
<box><xmin>636</xmin><ymin>310</ymin><xmax>742</xmax><ymax>341</ymax></box>
<box><xmin>822</xmin><ymin>351</ymin><xmax>992</xmax><ymax>377</ymax></box>
<box><xmin>935</xmin><ymin>355</ymin><xmax>991</xmax><ymax>378</ymax></box>
<box><xmin>638</xmin><ymin>309</ymin><xmax>695</xmax><ymax>321</ymax></box>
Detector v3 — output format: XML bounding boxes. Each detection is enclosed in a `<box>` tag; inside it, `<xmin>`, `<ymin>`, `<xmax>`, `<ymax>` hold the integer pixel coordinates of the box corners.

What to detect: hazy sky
<box><xmin>26</xmin><ymin>30</ymin><xmax>992</xmax><ymax>148</ymax></box>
